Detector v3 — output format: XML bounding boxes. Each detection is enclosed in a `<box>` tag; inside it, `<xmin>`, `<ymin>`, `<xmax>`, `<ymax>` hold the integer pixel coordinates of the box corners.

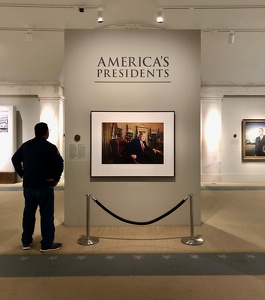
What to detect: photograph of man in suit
<box><xmin>128</xmin><ymin>132</ymin><xmax>162</xmax><ymax>164</ymax></box>
<box><xmin>254</xmin><ymin>127</ymin><xmax>265</xmax><ymax>156</ymax></box>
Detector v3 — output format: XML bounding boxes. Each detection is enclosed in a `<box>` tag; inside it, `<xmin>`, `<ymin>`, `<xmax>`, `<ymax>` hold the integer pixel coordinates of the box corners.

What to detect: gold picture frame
<box><xmin>242</xmin><ymin>119</ymin><xmax>265</xmax><ymax>161</ymax></box>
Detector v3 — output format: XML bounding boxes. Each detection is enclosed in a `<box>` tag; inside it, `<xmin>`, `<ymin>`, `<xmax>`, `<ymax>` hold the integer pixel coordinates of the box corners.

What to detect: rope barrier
<box><xmin>91</xmin><ymin>195</ymin><xmax>189</xmax><ymax>226</ymax></box>
<box><xmin>77</xmin><ymin>193</ymin><xmax>204</xmax><ymax>247</ymax></box>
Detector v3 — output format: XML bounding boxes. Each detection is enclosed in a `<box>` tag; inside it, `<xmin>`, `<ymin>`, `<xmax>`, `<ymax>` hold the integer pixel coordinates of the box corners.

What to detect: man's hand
<box><xmin>153</xmin><ymin>149</ymin><xmax>162</xmax><ymax>154</ymax></box>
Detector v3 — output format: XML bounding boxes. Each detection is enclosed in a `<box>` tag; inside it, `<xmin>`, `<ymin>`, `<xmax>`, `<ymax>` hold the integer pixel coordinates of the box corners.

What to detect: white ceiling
<box><xmin>1</xmin><ymin>0</ymin><xmax>265</xmax><ymax>84</ymax></box>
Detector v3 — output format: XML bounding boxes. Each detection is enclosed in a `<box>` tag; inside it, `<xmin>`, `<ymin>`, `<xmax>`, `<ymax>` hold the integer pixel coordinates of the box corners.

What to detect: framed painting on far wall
<box><xmin>242</xmin><ymin>119</ymin><xmax>265</xmax><ymax>161</ymax></box>
<box><xmin>90</xmin><ymin>111</ymin><xmax>175</xmax><ymax>177</ymax></box>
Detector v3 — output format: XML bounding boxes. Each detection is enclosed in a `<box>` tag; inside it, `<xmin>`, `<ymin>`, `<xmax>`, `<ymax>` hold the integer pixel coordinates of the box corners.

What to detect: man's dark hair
<box><xmin>34</xmin><ymin>122</ymin><xmax>48</xmax><ymax>137</ymax></box>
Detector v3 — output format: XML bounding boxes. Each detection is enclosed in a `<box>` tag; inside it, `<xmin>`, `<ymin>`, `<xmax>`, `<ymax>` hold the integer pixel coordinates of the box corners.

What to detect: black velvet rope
<box><xmin>91</xmin><ymin>195</ymin><xmax>189</xmax><ymax>226</ymax></box>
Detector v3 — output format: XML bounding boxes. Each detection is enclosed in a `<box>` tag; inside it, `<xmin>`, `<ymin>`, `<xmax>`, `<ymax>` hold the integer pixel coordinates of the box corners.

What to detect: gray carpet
<box><xmin>1</xmin><ymin>252</ymin><xmax>264</xmax><ymax>277</ymax></box>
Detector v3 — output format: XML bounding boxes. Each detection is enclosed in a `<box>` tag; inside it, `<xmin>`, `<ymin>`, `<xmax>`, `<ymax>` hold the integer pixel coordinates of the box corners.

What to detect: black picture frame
<box><xmin>91</xmin><ymin>111</ymin><xmax>175</xmax><ymax>177</ymax></box>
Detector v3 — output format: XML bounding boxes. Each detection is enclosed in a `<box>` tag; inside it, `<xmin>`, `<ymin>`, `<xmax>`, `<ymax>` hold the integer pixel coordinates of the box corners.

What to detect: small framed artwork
<box><xmin>242</xmin><ymin>119</ymin><xmax>265</xmax><ymax>161</ymax></box>
<box><xmin>90</xmin><ymin>111</ymin><xmax>175</xmax><ymax>177</ymax></box>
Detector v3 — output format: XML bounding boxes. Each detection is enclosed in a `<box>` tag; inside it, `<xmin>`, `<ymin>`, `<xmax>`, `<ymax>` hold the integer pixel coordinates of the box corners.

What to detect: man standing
<box><xmin>11</xmin><ymin>122</ymin><xmax>64</xmax><ymax>252</ymax></box>
<box><xmin>254</xmin><ymin>128</ymin><xmax>265</xmax><ymax>156</ymax></box>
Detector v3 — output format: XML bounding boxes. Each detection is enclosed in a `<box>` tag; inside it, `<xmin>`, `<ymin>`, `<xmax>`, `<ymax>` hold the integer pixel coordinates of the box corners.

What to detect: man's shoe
<box><xmin>22</xmin><ymin>243</ymin><xmax>32</xmax><ymax>250</ymax></box>
<box><xmin>40</xmin><ymin>242</ymin><xmax>62</xmax><ymax>252</ymax></box>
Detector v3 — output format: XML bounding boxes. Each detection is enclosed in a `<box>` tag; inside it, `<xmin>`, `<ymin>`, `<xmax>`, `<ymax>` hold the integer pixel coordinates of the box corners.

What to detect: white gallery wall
<box><xmin>201</xmin><ymin>93</ymin><xmax>265</xmax><ymax>183</ymax></box>
<box><xmin>222</xmin><ymin>96</ymin><xmax>265</xmax><ymax>182</ymax></box>
<box><xmin>0</xmin><ymin>97</ymin><xmax>39</xmax><ymax>181</ymax></box>
<box><xmin>0</xmin><ymin>97</ymin><xmax>40</xmax><ymax>145</ymax></box>
<box><xmin>0</xmin><ymin>91</ymin><xmax>64</xmax><ymax>183</ymax></box>
<box><xmin>64</xmin><ymin>30</ymin><xmax>201</xmax><ymax>226</ymax></box>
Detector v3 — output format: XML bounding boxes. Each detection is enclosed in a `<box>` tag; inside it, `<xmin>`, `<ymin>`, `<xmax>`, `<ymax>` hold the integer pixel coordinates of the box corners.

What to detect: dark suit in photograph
<box><xmin>254</xmin><ymin>135</ymin><xmax>265</xmax><ymax>156</ymax></box>
<box><xmin>128</xmin><ymin>138</ymin><xmax>155</xmax><ymax>164</ymax></box>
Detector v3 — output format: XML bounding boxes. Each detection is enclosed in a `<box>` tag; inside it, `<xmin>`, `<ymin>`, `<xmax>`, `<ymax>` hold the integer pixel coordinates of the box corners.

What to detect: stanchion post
<box><xmin>181</xmin><ymin>194</ymin><xmax>204</xmax><ymax>246</ymax></box>
<box><xmin>77</xmin><ymin>194</ymin><xmax>99</xmax><ymax>246</ymax></box>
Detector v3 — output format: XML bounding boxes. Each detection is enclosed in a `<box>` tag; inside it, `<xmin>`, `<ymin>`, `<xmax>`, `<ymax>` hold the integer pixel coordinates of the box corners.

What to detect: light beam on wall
<box><xmin>204</xmin><ymin>108</ymin><xmax>221</xmax><ymax>153</ymax></box>
<box><xmin>40</xmin><ymin>106</ymin><xmax>58</xmax><ymax>145</ymax></box>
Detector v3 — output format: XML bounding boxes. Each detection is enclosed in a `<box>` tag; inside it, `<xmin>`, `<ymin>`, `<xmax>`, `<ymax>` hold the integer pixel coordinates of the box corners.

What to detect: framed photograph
<box><xmin>242</xmin><ymin>119</ymin><xmax>265</xmax><ymax>161</ymax></box>
<box><xmin>91</xmin><ymin>111</ymin><xmax>175</xmax><ymax>177</ymax></box>
<box><xmin>0</xmin><ymin>112</ymin><xmax>8</xmax><ymax>133</ymax></box>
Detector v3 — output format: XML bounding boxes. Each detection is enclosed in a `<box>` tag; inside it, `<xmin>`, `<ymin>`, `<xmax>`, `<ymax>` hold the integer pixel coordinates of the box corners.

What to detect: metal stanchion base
<box><xmin>77</xmin><ymin>235</ymin><xmax>99</xmax><ymax>246</ymax></box>
<box><xmin>181</xmin><ymin>236</ymin><xmax>204</xmax><ymax>246</ymax></box>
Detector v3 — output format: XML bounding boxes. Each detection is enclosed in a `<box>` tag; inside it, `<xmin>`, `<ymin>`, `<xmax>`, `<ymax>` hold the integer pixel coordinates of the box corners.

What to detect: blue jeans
<box><xmin>22</xmin><ymin>187</ymin><xmax>55</xmax><ymax>247</ymax></box>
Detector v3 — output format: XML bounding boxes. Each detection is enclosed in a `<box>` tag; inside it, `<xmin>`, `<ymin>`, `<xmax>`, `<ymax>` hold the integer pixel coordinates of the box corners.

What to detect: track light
<box><xmin>228</xmin><ymin>32</ymin><xmax>235</xmax><ymax>44</ymax></box>
<box><xmin>156</xmin><ymin>10</ymin><xmax>163</xmax><ymax>23</ymax></box>
<box><xmin>97</xmin><ymin>9</ymin><xmax>103</xmax><ymax>23</ymax></box>
<box><xmin>26</xmin><ymin>30</ymin><xmax>32</xmax><ymax>43</ymax></box>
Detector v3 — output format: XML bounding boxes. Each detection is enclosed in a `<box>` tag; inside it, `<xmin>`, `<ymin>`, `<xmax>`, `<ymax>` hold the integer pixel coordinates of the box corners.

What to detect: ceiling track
<box><xmin>202</xmin><ymin>29</ymin><xmax>265</xmax><ymax>33</ymax></box>
<box><xmin>1</xmin><ymin>27</ymin><xmax>265</xmax><ymax>33</ymax></box>
<box><xmin>0</xmin><ymin>3</ymin><xmax>104</xmax><ymax>9</ymax></box>
<box><xmin>0</xmin><ymin>3</ymin><xmax>264</xmax><ymax>10</ymax></box>
<box><xmin>0</xmin><ymin>27</ymin><xmax>64</xmax><ymax>32</ymax></box>
<box><xmin>161</xmin><ymin>5</ymin><xmax>265</xmax><ymax>10</ymax></box>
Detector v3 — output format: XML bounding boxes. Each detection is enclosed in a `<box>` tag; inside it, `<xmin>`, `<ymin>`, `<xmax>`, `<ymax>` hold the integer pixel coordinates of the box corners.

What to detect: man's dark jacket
<box><xmin>11</xmin><ymin>137</ymin><xmax>64</xmax><ymax>188</ymax></box>
<box><xmin>128</xmin><ymin>138</ymin><xmax>153</xmax><ymax>164</ymax></box>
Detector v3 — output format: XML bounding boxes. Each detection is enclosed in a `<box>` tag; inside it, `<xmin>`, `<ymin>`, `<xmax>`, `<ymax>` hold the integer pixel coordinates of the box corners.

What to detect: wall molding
<box><xmin>201</xmin><ymin>84</ymin><xmax>265</xmax><ymax>98</ymax></box>
<box><xmin>0</xmin><ymin>81</ymin><xmax>64</xmax><ymax>98</ymax></box>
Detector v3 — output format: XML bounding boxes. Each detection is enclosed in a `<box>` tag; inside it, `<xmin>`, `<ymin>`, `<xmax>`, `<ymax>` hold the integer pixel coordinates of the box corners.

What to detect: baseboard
<box><xmin>0</xmin><ymin>172</ymin><xmax>16</xmax><ymax>184</ymax></box>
